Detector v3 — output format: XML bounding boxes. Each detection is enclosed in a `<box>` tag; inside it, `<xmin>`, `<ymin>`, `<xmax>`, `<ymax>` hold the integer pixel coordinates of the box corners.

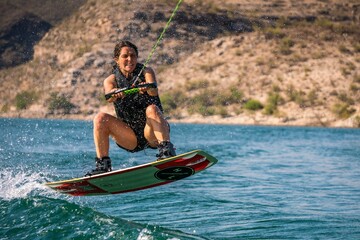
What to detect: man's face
<box><xmin>116</xmin><ymin>46</ymin><xmax>138</xmax><ymax>74</ymax></box>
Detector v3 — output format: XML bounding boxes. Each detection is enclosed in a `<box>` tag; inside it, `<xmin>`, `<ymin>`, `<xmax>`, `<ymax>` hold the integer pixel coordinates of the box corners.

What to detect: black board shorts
<box><xmin>115</xmin><ymin>121</ymin><xmax>154</xmax><ymax>153</ymax></box>
<box><xmin>116</xmin><ymin>121</ymin><xmax>170</xmax><ymax>153</ymax></box>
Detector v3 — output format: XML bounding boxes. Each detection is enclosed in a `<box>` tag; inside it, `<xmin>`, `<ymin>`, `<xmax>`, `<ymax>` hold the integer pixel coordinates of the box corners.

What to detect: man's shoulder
<box><xmin>104</xmin><ymin>74</ymin><xmax>116</xmax><ymax>83</ymax></box>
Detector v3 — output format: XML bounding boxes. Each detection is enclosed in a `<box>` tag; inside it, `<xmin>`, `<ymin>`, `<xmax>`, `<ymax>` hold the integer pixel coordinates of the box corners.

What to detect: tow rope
<box><xmin>132</xmin><ymin>0</ymin><xmax>183</xmax><ymax>86</ymax></box>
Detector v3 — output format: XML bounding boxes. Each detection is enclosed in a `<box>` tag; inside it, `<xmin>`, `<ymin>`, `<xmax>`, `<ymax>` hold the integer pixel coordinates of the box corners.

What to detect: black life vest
<box><xmin>113</xmin><ymin>63</ymin><xmax>163</xmax><ymax>128</ymax></box>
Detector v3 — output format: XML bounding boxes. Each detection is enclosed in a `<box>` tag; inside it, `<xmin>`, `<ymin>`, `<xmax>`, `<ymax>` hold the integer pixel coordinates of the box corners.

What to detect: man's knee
<box><xmin>146</xmin><ymin>104</ymin><xmax>161</xmax><ymax>118</ymax></box>
<box><xmin>93</xmin><ymin>112</ymin><xmax>109</xmax><ymax>127</ymax></box>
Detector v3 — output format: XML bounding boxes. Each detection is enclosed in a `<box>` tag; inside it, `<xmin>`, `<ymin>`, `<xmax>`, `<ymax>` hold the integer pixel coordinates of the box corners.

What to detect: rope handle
<box><xmin>104</xmin><ymin>83</ymin><xmax>157</xmax><ymax>100</ymax></box>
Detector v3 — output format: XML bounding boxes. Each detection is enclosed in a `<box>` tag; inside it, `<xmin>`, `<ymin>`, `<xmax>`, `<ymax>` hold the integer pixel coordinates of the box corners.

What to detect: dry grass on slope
<box><xmin>158</xmin><ymin>16</ymin><xmax>360</xmax><ymax>127</ymax></box>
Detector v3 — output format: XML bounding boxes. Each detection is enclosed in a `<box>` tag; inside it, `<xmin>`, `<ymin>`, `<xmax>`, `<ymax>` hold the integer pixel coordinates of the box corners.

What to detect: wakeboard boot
<box><xmin>156</xmin><ymin>141</ymin><xmax>176</xmax><ymax>160</ymax></box>
<box><xmin>85</xmin><ymin>156</ymin><xmax>112</xmax><ymax>176</ymax></box>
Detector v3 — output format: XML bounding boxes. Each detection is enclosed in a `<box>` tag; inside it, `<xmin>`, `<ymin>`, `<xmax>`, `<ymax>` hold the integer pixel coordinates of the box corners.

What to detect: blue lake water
<box><xmin>1</xmin><ymin>118</ymin><xmax>359</xmax><ymax>239</ymax></box>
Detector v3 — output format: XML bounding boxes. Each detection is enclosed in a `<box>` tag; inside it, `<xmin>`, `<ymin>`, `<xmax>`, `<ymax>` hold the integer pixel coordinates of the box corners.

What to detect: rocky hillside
<box><xmin>0</xmin><ymin>0</ymin><xmax>359</xmax><ymax>127</ymax></box>
<box><xmin>0</xmin><ymin>0</ymin><xmax>86</xmax><ymax>69</ymax></box>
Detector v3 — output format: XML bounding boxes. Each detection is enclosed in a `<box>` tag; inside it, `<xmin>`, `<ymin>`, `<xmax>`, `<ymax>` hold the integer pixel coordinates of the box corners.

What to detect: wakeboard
<box><xmin>45</xmin><ymin>150</ymin><xmax>217</xmax><ymax>196</ymax></box>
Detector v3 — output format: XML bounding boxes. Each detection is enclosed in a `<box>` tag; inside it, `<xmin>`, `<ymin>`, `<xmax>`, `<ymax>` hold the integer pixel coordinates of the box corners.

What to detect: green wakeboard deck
<box><xmin>45</xmin><ymin>150</ymin><xmax>217</xmax><ymax>196</ymax></box>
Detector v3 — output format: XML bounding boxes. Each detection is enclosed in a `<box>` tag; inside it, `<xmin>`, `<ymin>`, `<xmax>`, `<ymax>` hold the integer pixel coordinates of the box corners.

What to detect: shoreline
<box><xmin>1</xmin><ymin>111</ymin><xmax>359</xmax><ymax>129</ymax></box>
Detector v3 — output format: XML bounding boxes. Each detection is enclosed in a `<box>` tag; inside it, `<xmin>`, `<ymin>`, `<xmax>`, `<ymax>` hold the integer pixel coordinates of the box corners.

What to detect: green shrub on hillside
<box><xmin>215</xmin><ymin>87</ymin><xmax>243</xmax><ymax>106</ymax></box>
<box><xmin>1</xmin><ymin>104</ymin><xmax>9</xmax><ymax>113</ymax></box>
<box><xmin>229</xmin><ymin>87</ymin><xmax>244</xmax><ymax>103</ymax></box>
<box><xmin>287</xmin><ymin>86</ymin><xmax>321</xmax><ymax>107</ymax></box>
<box><xmin>332</xmin><ymin>102</ymin><xmax>356</xmax><ymax>119</ymax></box>
<box><xmin>244</xmin><ymin>99</ymin><xmax>263</xmax><ymax>111</ymax></box>
<box><xmin>161</xmin><ymin>93</ymin><xmax>177</xmax><ymax>113</ymax></box>
<box><xmin>190</xmin><ymin>89</ymin><xmax>216</xmax><ymax>107</ymax></box>
<box><xmin>287</xmin><ymin>85</ymin><xmax>308</xmax><ymax>107</ymax></box>
<box><xmin>184</xmin><ymin>87</ymin><xmax>244</xmax><ymax>117</ymax></box>
<box><xmin>337</xmin><ymin>91</ymin><xmax>355</xmax><ymax>105</ymax></box>
<box><xmin>48</xmin><ymin>92</ymin><xmax>75</xmax><ymax>114</ymax></box>
<box><xmin>264</xmin><ymin>92</ymin><xmax>282</xmax><ymax>115</ymax></box>
<box><xmin>15</xmin><ymin>91</ymin><xmax>39</xmax><ymax>110</ymax></box>
<box><xmin>307</xmin><ymin>90</ymin><xmax>319</xmax><ymax>106</ymax></box>
<box><xmin>216</xmin><ymin>106</ymin><xmax>229</xmax><ymax>117</ymax></box>
<box><xmin>160</xmin><ymin>90</ymin><xmax>186</xmax><ymax>114</ymax></box>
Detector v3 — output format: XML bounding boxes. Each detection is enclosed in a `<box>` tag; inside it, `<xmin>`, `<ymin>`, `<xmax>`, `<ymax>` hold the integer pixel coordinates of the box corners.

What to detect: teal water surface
<box><xmin>1</xmin><ymin>118</ymin><xmax>359</xmax><ymax>239</ymax></box>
